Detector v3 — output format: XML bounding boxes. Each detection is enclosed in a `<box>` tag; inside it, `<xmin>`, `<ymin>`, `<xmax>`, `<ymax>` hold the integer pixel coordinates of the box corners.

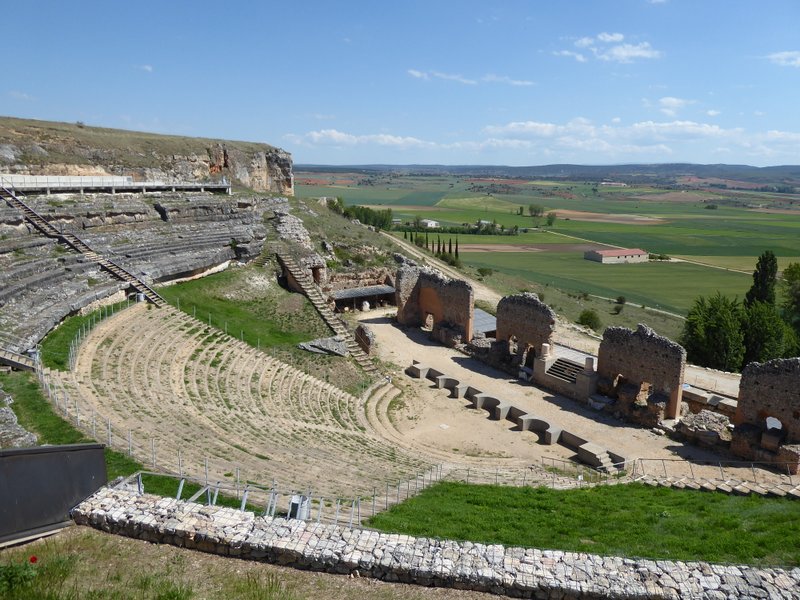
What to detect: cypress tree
<box><xmin>403</xmin><ymin>230</ymin><xmax>407</xmax><ymax>240</ymax></box>
<box><xmin>745</xmin><ymin>250</ymin><xmax>778</xmax><ymax>306</ymax></box>
<box><xmin>455</xmin><ymin>237</ymin><xmax>459</xmax><ymax>258</ymax></box>
<box><xmin>448</xmin><ymin>238</ymin><xmax>453</xmax><ymax>255</ymax></box>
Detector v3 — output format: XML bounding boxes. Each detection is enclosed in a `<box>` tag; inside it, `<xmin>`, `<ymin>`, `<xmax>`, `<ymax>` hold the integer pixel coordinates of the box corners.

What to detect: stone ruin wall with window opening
<box><xmin>596</xmin><ymin>324</ymin><xmax>686</xmax><ymax>426</ymax></box>
<box><xmin>395</xmin><ymin>266</ymin><xmax>473</xmax><ymax>347</ymax></box>
<box><xmin>731</xmin><ymin>358</ymin><xmax>800</xmax><ymax>473</ymax></box>
<box><xmin>494</xmin><ymin>292</ymin><xmax>556</xmax><ymax>368</ymax></box>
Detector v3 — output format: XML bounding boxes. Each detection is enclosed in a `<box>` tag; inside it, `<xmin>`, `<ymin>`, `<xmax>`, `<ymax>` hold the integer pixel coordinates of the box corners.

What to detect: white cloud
<box><xmin>597</xmin><ymin>32</ymin><xmax>625</xmax><ymax>43</ymax></box>
<box><xmin>407</xmin><ymin>69</ymin><xmax>476</xmax><ymax>85</ymax></box>
<box><xmin>658</xmin><ymin>96</ymin><xmax>694</xmax><ymax>116</ymax></box>
<box><xmin>410</xmin><ymin>69</ymin><xmax>533</xmax><ymax>86</ymax></box>
<box><xmin>137</xmin><ymin>64</ymin><xmax>154</xmax><ymax>73</ymax></box>
<box><xmin>706</xmin><ymin>109</ymin><xmax>721</xmax><ymax>117</ymax></box>
<box><xmin>557</xmin><ymin>34</ymin><xmax>661</xmax><ymax>63</ymax></box>
<box><xmin>767</xmin><ymin>51</ymin><xmax>800</xmax><ymax>67</ymax></box>
<box><xmin>482</xmin><ymin>74</ymin><xmax>535</xmax><ymax>86</ymax></box>
<box><xmin>553</xmin><ymin>50</ymin><xmax>587</xmax><ymax>63</ymax></box>
<box><xmin>7</xmin><ymin>90</ymin><xmax>34</xmax><ymax>101</ymax></box>
<box><xmin>287</xmin><ymin>119</ymin><xmax>800</xmax><ymax>165</ymax></box>
<box><xmin>596</xmin><ymin>42</ymin><xmax>661</xmax><ymax>63</ymax></box>
<box><xmin>286</xmin><ymin>128</ymin><xmax>435</xmax><ymax>149</ymax></box>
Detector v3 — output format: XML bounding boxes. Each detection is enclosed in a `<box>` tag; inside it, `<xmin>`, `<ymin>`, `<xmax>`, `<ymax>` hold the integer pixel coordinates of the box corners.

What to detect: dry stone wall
<box><xmin>395</xmin><ymin>267</ymin><xmax>474</xmax><ymax>346</ymax></box>
<box><xmin>597</xmin><ymin>324</ymin><xmax>686</xmax><ymax>423</ymax></box>
<box><xmin>73</xmin><ymin>488</ymin><xmax>800</xmax><ymax>599</ymax></box>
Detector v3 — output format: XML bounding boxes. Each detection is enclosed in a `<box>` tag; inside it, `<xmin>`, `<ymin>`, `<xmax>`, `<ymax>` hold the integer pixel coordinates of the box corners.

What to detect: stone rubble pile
<box><xmin>72</xmin><ymin>488</ymin><xmax>800</xmax><ymax>599</ymax></box>
<box><xmin>0</xmin><ymin>386</ymin><xmax>38</xmax><ymax>448</ymax></box>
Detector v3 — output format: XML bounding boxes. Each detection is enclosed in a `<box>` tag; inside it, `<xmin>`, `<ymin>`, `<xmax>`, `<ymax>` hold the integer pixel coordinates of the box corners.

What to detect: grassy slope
<box><xmin>368</xmin><ymin>482</ymin><xmax>800</xmax><ymax>567</ymax></box>
<box><xmin>0</xmin><ymin>526</ymin><xmax>493</xmax><ymax>600</ymax></box>
<box><xmin>158</xmin><ymin>265</ymin><xmax>373</xmax><ymax>395</ymax></box>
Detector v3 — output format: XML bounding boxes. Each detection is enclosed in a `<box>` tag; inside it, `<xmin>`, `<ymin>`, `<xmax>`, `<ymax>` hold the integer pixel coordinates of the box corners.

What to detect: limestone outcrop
<box><xmin>0</xmin><ymin>117</ymin><xmax>293</xmax><ymax>195</ymax></box>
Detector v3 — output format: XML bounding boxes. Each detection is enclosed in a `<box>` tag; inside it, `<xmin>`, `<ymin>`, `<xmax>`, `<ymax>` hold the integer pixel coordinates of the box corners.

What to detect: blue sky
<box><xmin>4</xmin><ymin>1</ymin><xmax>800</xmax><ymax>166</ymax></box>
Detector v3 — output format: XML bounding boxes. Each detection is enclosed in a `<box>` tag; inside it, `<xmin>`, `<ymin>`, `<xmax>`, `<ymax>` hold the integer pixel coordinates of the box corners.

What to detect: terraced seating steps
<box><xmin>1</xmin><ymin>185</ymin><xmax>165</xmax><ymax>307</ymax></box>
<box><xmin>55</xmin><ymin>304</ymin><xmax>430</xmax><ymax>497</ymax></box>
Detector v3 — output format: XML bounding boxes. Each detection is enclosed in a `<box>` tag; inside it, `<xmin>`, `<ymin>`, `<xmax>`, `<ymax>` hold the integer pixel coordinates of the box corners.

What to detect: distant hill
<box><xmin>297</xmin><ymin>163</ymin><xmax>800</xmax><ymax>188</ymax></box>
<box><xmin>0</xmin><ymin>116</ymin><xmax>294</xmax><ymax>195</ymax></box>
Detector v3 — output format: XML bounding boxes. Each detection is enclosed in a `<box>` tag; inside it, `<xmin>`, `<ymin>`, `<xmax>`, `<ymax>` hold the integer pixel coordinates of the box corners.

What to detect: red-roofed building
<box><xmin>584</xmin><ymin>248</ymin><xmax>649</xmax><ymax>264</ymax></box>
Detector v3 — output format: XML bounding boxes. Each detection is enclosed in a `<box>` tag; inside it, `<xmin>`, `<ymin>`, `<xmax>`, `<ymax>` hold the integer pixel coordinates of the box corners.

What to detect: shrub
<box><xmin>477</xmin><ymin>267</ymin><xmax>494</xmax><ymax>277</ymax></box>
<box><xmin>577</xmin><ymin>309</ymin><xmax>602</xmax><ymax>331</ymax></box>
<box><xmin>616</xmin><ymin>296</ymin><xmax>626</xmax><ymax>305</ymax></box>
<box><xmin>612</xmin><ymin>305</ymin><xmax>623</xmax><ymax>315</ymax></box>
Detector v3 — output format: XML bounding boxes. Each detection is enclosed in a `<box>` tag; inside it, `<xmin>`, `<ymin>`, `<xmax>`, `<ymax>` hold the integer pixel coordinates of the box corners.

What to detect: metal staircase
<box><xmin>0</xmin><ymin>183</ymin><xmax>165</xmax><ymax>306</ymax></box>
<box><xmin>0</xmin><ymin>347</ymin><xmax>35</xmax><ymax>371</ymax></box>
<box><xmin>276</xmin><ymin>252</ymin><xmax>377</xmax><ymax>375</ymax></box>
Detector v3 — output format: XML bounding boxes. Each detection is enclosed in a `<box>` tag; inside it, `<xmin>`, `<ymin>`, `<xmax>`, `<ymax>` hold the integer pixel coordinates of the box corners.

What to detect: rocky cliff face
<box><xmin>0</xmin><ymin>117</ymin><xmax>293</xmax><ymax>195</ymax></box>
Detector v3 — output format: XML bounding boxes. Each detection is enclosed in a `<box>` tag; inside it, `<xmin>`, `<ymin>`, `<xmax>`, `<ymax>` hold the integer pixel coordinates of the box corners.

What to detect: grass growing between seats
<box><xmin>0</xmin><ymin>371</ymin><xmax>257</xmax><ymax>511</ymax></box>
<box><xmin>367</xmin><ymin>481</ymin><xmax>800</xmax><ymax>566</ymax></box>
<box><xmin>159</xmin><ymin>266</ymin><xmax>374</xmax><ymax>395</ymax></box>
<box><xmin>40</xmin><ymin>300</ymin><xmax>129</xmax><ymax>371</ymax></box>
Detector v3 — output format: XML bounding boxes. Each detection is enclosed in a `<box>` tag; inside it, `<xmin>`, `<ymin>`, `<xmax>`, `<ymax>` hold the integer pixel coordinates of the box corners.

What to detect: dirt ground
<box><xmin>355</xmin><ymin>308</ymin><xmax>781</xmax><ymax>485</ymax></box>
<box><xmin>552</xmin><ymin>209</ymin><xmax>665</xmax><ymax>224</ymax></box>
<box><xmin>458</xmin><ymin>242</ymin><xmax>605</xmax><ymax>253</ymax></box>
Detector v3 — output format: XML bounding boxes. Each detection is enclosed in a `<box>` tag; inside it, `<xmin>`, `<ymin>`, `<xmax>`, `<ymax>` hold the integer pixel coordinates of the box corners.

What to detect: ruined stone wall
<box><xmin>323</xmin><ymin>267</ymin><xmax>393</xmax><ymax>293</ymax></box>
<box><xmin>597</xmin><ymin>324</ymin><xmax>686</xmax><ymax>420</ymax></box>
<box><xmin>495</xmin><ymin>293</ymin><xmax>555</xmax><ymax>358</ymax></box>
<box><xmin>395</xmin><ymin>267</ymin><xmax>473</xmax><ymax>343</ymax></box>
<box><xmin>735</xmin><ymin>358</ymin><xmax>800</xmax><ymax>442</ymax></box>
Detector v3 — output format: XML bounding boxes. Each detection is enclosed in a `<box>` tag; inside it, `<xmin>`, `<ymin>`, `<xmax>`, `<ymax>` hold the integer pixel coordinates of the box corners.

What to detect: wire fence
<box><xmin>45</xmin><ymin>292</ymin><xmax>800</xmax><ymax>530</ymax></box>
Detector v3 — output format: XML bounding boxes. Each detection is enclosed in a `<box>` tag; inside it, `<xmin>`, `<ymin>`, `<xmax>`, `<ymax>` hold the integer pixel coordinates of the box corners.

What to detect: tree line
<box><xmin>680</xmin><ymin>251</ymin><xmax>800</xmax><ymax>371</ymax></box>
<box><xmin>327</xmin><ymin>197</ymin><xmax>393</xmax><ymax>230</ymax></box>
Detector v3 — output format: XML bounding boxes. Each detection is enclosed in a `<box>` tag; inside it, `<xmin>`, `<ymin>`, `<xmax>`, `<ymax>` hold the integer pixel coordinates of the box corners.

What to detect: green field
<box><xmin>367</xmin><ymin>481</ymin><xmax>800</xmax><ymax>566</ymax></box>
<box><xmin>299</xmin><ymin>171</ymin><xmax>800</xmax><ymax>316</ymax></box>
<box><xmin>460</xmin><ymin>251</ymin><xmax>751</xmax><ymax>314</ymax></box>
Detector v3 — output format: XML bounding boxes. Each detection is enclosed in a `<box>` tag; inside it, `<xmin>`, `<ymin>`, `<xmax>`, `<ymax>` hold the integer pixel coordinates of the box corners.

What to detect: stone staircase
<box><xmin>0</xmin><ymin>346</ymin><xmax>35</xmax><ymax>371</ymax></box>
<box><xmin>0</xmin><ymin>184</ymin><xmax>165</xmax><ymax>307</ymax></box>
<box><xmin>276</xmin><ymin>252</ymin><xmax>377</xmax><ymax>375</ymax></box>
<box><xmin>546</xmin><ymin>357</ymin><xmax>583</xmax><ymax>383</ymax></box>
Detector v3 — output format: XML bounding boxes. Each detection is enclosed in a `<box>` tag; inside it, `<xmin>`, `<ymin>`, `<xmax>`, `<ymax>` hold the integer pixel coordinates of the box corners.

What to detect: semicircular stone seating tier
<box><xmin>57</xmin><ymin>303</ymin><xmax>433</xmax><ymax>498</ymax></box>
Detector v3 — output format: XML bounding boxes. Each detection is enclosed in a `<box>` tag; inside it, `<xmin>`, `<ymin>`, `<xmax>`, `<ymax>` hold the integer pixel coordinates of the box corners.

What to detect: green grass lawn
<box><xmin>367</xmin><ymin>481</ymin><xmax>800</xmax><ymax>566</ymax></box>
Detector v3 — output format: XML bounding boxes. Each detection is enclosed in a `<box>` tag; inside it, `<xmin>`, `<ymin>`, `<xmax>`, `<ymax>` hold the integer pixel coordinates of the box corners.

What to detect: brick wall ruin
<box><xmin>494</xmin><ymin>293</ymin><xmax>556</xmax><ymax>368</ymax></box>
<box><xmin>731</xmin><ymin>358</ymin><xmax>800</xmax><ymax>472</ymax></box>
<box><xmin>597</xmin><ymin>324</ymin><xmax>686</xmax><ymax>425</ymax></box>
<box><xmin>395</xmin><ymin>266</ymin><xmax>473</xmax><ymax>346</ymax></box>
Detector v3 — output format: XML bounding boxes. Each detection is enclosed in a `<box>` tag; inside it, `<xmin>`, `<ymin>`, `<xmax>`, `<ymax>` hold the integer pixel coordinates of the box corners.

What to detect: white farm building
<box><xmin>584</xmin><ymin>248</ymin><xmax>649</xmax><ymax>264</ymax></box>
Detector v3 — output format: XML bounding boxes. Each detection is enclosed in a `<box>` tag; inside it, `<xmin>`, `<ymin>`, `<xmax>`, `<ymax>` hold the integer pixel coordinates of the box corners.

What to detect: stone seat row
<box><xmin>62</xmin><ymin>304</ymin><xmax>430</xmax><ymax>496</ymax></box>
